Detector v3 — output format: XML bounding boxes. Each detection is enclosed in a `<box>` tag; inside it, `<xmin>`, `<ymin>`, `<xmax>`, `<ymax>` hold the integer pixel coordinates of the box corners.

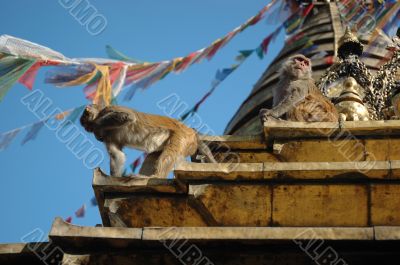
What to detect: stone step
<box><xmin>194</xmin><ymin>121</ymin><xmax>400</xmax><ymax>163</ymax></box>
<box><xmin>3</xmin><ymin>219</ymin><xmax>399</xmax><ymax>265</ymax></box>
<box><xmin>263</xmin><ymin>120</ymin><xmax>400</xmax><ymax>143</ymax></box>
<box><xmin>175</xmin><ymin>160</ymin><xmax>400</xmax><ymax>181</ymax></box>
<box><xmin>93</xmin><ymin>161</ymin><xmax>400</xmax><ymax>228</ymax></box>
<box><xmin>49</xmin><ymin>218</ymin><xmax>377</xmax><ymax>247</ymax></box>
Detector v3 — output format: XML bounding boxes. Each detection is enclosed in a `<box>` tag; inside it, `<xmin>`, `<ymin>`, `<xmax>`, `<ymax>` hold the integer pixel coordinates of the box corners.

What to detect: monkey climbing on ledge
<box><xmin>259</xmin><ymin>54</ymin><xmax>338</xmax><ymax>123</ymax></box>
<box><xmin>80</xmin><ymin>104</ymin><xmax>217</xmax><ymax>178</ymax></box>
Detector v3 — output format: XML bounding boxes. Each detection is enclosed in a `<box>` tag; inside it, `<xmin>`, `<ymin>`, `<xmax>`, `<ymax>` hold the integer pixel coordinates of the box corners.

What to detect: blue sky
<box><xmin>0</xmin><ymin>0</ymin><xmax>284</xmax><ymax>243</ymax></box>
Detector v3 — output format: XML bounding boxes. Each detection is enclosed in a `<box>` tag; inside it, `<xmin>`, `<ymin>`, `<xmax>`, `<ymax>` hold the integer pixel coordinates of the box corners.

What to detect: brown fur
<box><xmin>287</xmin><ymin>91</ymin><xmax>338</xmax><ymax>122</ymax></box>
<box><xmin>80</xmin><ymin>105</ymin><xmax>215</xmax><ymax>178</ymax></box>
<box><xmin>260</xmin><ymin>54</ymin><xmax>338</xmax><ymax>122</ymax></box>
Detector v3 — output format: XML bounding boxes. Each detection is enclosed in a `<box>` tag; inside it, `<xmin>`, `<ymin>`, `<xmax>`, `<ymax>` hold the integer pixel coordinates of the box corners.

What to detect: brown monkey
<box><xmin>80</xmin><ymin>104</ymin><xmax>216</xmax><ymax>178</ymax></box>
<box><xmin>259</xmin><ymin>54</ymin><xmax>338</xmax><ymax>122</ymax></box>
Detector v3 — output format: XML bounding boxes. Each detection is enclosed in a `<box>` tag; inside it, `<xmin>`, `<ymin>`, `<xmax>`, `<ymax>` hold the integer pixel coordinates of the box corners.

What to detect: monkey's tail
<box><xmin>197</xmin><ymin>138</ymin><xmax>217</xmax><ymax>163</ymax></box>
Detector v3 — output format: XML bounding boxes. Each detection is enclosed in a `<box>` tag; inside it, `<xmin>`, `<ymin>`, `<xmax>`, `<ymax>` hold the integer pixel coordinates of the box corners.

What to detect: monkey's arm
<box><xmin>267</xmin><ymin>86</ymin><xmax>307</xmax><ymax>119</ymax></box>
<box><xmin>95</xmin><ymin>111</ymin><xmax>131</xmax><ymax>129</ymax></box>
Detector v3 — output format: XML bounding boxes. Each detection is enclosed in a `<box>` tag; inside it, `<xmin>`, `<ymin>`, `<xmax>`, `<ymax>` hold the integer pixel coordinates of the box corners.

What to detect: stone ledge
<box><xmin>0</xmin><ymin>242</ymin><xmax>56</xmax><ymax>265</ymax></box>
<box><xmin>175</xmin><ymin>160</ymin><xmax>399</xmax><ymax>181</ymax></box>
<box><xmin>263</xmin><ymin>120</ymin><xmax>400</xmax><ymax>142</ymax></box>
<box><xmin>47</xmin><ymin>218</ymin><xmax>400</xmax><ymax>243</ymax></box>
<box><xmin>198</xmin><ymin>135</ymin><xmax>266</xmax><ymax>150</ymax></box>
<box><xmin>143</xmin><ymin>226</ymin><xmax>373</xmax><ymax>241</ymax></box>
<box><xmin>93</xmin><ymin>168</ymin><xmax>187</xmax><ymax>227</ymax></box>
<box><xmin>50</xmin><ymin>217</ymin><xmax>142</xmax><ymax>240</ymax></box>
<box><xmin>175</xmin><ymin>162</ymin><xmax>264</xmax><ymax>181</ymax></box>
<box><xmin>93</xmin><ymin>168</ymin><xmax>186</xmax><ymax>194</ymax></box>
<box><xmin>49</xmin><ymin>218</ymin><xmax>142</xmax><ymax>250</ymax></box>
<box><xmin>374</xmin><ymin>227</ymin><xmax>400</xmax><ymax>240</ymax></box>
<box><xmin>48</xmin><ymin>218</ymin><xmax>375</xmax><ymax>244</ymax></box>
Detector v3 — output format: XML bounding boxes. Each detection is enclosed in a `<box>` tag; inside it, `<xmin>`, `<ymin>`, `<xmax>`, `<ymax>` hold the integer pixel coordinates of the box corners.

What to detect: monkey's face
<box><xmin>284</xmin><ymin>55</ymin><xmax>312</xmax><ymax>79</ymax></box>
<box><xmin>80</xmin><ymin>104</ymin><xmax>100</xmax><ymax>132</ymax></box>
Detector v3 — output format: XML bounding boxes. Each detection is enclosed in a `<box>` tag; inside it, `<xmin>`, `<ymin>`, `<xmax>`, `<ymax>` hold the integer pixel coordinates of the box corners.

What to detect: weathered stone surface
<box><xmin>340</xmin><ymin>120</ymin><xmax>400</xmax><ymax>136</ymax></box>
<box><xmin>274</xmin><ymin>139</ymin><xmax>368</xmax><ymax>162</ymax></box>
<box><xmin>188</xmin><ymin>184</ymin><xmax>271</xmax><ymax>226</ymax></box>
<box><xmin>49</xmin><ymin>218</ymin><xmax>375</xmax><ymax>243</ymax></box>
<box><xmin>263</xmin><ymin>120</ymin><xmax>400</xmax><ymax>142</ymax></box>
<box><xmin>212</xmin><ymin>150</ymin><xmax>279</xmax><ymax>163</ymax></box>
<box><xmin>274</xmin><ymin>138</ymin><xmax>400</xmax><ymax>163</ymax></box>
<box><xmin>175</xmin><ymin>161</ymin><xmax>264</xmax><ymax>180</ymax></box>
<box><xmin>93</xmin><ymin>168</ymin><xmax>186</xmax><ymax>194</ymax></box>
<box><xmin>93</xmin><ymin>168</ymin><xmax>186</xmax><ymax>226</ymax></box>
<box><xmin>374</xmin><ymin>227</ymin><xmax>400</xmax><ymax>240</ymax></box>
<box><xmin>198</xmin><ymin>135</ymin><xmax>267</xmax><ymax>149</ymax></box>
<box><xmin>0</xmin><ymin>243</ymin><xmax>53</xmax><ymax>265</ymax></box>
<box><xmin>272</xmin><ymin>185</ymin><xmax>368</xmax><ymax>226</ymax></box>
<box><xmin>105</xmin><ymin>197</ymin><xmax>208</xmax><ymax>227</ymax></box>
<box><xmin>94</xmin><ymin>159</ymin><xmax>400</xmax><ymax>228</ymax></box>
<box><xmin>264</xmin><ymin>161</ymin><xmax>390</xmax><ymax>179</ymax></box>
<box><xmin>390</xmin><ymin>160</ymin><xmax>400</xmax><ymax>178</ymax></box>
<box><xmin>371</xmin><ymin>185</ymin><xmax>400</xmax><ymax>226</ymax></box>
<box><xmin>143</xmin><ymin>226</ymin><xmax>373</xmax><ymax>241</ymax></box>
<box><xmin>4</xmin><ymin>219</ymin><xmax>400</xmax><ymax>265</ymax></box>
<box><xmin>62</xmin><ymin>254</ymin><xmax>90</xmax><ymax>265</ymax></box>
<box><xmin>175</xmin><ymin>161</ymin><xmax>391</xmax><ymax>181</ymax></box>
<box><xmin>264</xmin><ymin>121</ymin><xmax>340</xmax><ymax>140</ymax></box>
<box><xmin>50</xmin><ymin>218</ymin><xmax>142</xmax><ymax>249</ymax></box>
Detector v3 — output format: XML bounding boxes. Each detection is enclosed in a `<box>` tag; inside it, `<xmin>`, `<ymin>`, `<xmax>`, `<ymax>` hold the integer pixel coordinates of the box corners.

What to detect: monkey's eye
<box><xmin>294</xmin><ymin>57</ymin><xmax>309</xmax><ymax>66</ymax></box>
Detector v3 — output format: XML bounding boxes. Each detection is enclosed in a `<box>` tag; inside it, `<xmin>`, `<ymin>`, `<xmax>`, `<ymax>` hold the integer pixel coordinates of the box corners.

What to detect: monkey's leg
<box><xmin>151</xmin><ymin>136</ymin><xmax>185</xmax><ymax>179</ymax></box>
<box><xmin>106</xmin><ymin>143</ymin><xmax>126</xmax><ymax>177</ymax></box>
<box><xmin>198</xmin><ymin>141</ymin><xmax>217</xmax><ymax>163</ymax></box>
<box><xmin>139</xmin><ymin>152</ymin><xmax>161</xmax><ymax>176</ymax></box>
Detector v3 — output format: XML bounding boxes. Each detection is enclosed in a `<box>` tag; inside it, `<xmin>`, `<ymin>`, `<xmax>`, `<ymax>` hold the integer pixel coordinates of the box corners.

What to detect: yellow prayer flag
<box><xmin>93</xmin><ymin>65</ymin><xmax>112</xmax><ymax>107</ymax></box>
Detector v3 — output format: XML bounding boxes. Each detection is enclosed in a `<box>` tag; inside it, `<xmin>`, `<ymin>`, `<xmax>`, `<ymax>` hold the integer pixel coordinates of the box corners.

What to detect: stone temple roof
<box><xmin>2</xmin><ymin>120</ymin><xmax>400</xmax><ymax>264</ymax></box>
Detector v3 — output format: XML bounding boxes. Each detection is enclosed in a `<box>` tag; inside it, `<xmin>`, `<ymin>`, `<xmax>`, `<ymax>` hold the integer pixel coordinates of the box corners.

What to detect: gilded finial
<box><xmin>338</xmin><ymin>27</ymin><xmax>364</xmax><ymax>59</ymax></box>
<box><xmin>335</xmin><ymin>77</ymin><xmax>370</xmax><ymax>121</ymax></box>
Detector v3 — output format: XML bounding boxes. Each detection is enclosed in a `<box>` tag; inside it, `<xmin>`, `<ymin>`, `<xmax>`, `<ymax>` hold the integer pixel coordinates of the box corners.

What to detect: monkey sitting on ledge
<box><xmin>80</xmin><ymin>105</ymin><xmax>216</xmax><ymax>178</ymax></box>
<box><xmin>259</xmin><ymin>54</ymin><xmax>338</xmax><ymax>123</ymax></box>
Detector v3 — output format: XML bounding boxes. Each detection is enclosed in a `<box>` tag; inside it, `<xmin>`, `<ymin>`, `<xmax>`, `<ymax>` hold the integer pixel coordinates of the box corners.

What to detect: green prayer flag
<box><xmin>0</xmin><ymin>56</ymin><xmax>36</xmax><ymax>102</ymax></box>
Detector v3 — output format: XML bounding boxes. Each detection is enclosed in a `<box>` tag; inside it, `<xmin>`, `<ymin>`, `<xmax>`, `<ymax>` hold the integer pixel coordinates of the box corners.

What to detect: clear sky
<box><xmin>0</xmin><ymin>0</ymin><xmax>284</xmax><ymax>243</ymax></box>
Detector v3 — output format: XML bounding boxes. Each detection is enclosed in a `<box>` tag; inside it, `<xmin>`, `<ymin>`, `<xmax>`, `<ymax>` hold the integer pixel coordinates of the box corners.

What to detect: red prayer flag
<box><xmin>261</xmin><ymin>35</ymin><xmax>273</xmax><ymax>54</ymax></box>
<box><xmin>206</xmin><ymin>39</ymin><xmax>225</xmax><ymax>60</ymax></box>
<box><xmin>174</xmin><ymin>52</ymin><xmax>198</xmax><ymax>72</ymax></box>
<box><xmin>65</xmin><ymin>216</ymin><xmax>72</xmax><ymax>223</ymax></box>
<box><xmin>18</xmin><ymin>61</ymin><xmax>59</xmax><ymax>90</ymax></box>
<box><xmin>109</xmin><ymin>62</ymin><xmax>125</xmax><ymax>85</ymax></box>
<box><xmin>130</xmin><ymin>157</ymin><xmax>142</xmax><ymax>173</ymax></box>
<box><xmin>75</xmin><ymin>204</ymin><xmax>86</xmax><ymax>218</ymax></box>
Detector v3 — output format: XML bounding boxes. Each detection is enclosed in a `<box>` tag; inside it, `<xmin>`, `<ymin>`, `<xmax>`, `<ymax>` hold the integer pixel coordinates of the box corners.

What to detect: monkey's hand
<box><xmin>95</xmin><ymin>111</ymin><xmax>131</xmax><ymax>129</ymax></box>
<box><xmin>259</xmin><ymin>108</ymin><xmax>279</xmax><ymax>123</ymax></box>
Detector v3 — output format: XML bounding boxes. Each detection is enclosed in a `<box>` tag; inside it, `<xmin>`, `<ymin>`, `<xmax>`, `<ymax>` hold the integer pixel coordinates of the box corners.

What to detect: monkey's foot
<box><xmin>262</xmin><ymin>115</ymin><xmax>280</xmax><ymax>123</ymax></box>
<box><xmin>259</xmin><ymin>108</ymin><xmax>270</xmax><ymax>117</ymax></box>
<box><xmin>259</xmin><ymin>108</ymin><xmax>282</xmax><ymax>122</ymax></box>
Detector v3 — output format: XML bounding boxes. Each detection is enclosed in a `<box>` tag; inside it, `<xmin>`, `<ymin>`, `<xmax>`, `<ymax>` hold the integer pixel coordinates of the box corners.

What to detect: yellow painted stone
<box><xmin>191</xmin><ymin>184</ymin><xmax>272</xmax><ymax>226</ymax></box>
<box><xmin>272</xmin><ymin>184</ymin><xmax>368</xmax><ymax>226</ymax></box>
<box><xmin>106</xmin><ymin>197</ymin><xmax>207</xmax><ymax>227</ymax></box>
<box><xmin>371</xmin><ymin>184</ymin><xmax>400</xmax><ymax>226</ymax></box>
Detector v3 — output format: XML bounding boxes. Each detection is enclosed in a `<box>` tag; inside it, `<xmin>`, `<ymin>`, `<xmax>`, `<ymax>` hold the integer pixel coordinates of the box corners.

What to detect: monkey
<box><xmin>80</xmin><ymin>104</ymin><xmax>217</xmax><ymax>178</ymax></box>
<box><xmin>259</xmin><ymin>54</ymin><xmax>338</xmax><ymax>123</ymax></box>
